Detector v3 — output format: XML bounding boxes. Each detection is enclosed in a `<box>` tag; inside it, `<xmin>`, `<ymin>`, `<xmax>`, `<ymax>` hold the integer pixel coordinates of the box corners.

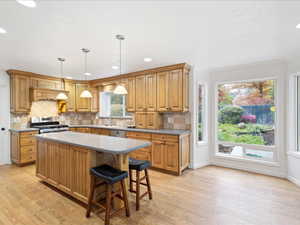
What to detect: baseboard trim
<box><xmin>288</xmin><ymin>175</ymin><xmax>300</xmax><ymax>187</ymax></box>
<box><xmin>191</xmin><ymin>161</ymin><xmax>210</xmax><ymax>169</ymax></box>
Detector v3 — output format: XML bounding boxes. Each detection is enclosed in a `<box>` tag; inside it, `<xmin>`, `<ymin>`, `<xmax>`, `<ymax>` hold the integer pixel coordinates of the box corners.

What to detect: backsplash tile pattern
<box><xmin>11</xmin><ymin>101</ymin><xmax>191</xmax><ymax>130</ymax></box>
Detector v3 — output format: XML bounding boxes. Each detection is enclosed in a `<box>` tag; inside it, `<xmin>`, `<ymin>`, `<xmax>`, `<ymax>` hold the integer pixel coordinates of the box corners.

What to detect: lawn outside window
<box><xmin>216</xmin><ymin>79</ymin><xmax>277</xmax><ymax>162</ymax></box>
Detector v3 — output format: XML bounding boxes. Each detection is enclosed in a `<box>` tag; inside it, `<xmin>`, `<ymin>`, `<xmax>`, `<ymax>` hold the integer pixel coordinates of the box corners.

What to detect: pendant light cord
<box><xmin>85</xmin><ymin>52</ymin><xmax>87</xmax><ymax>81</ymax></box>
<box><xmin>119</xmin><ymin>38</ymin><xmax>122</xmax><ymax>76</ymax></box>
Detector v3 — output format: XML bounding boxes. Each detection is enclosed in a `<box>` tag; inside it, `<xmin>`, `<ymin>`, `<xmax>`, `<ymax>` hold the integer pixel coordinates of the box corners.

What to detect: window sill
<box><xmin>197</xmin><ymin>141</ymin><xmax>208</xmax><ymax>146</ymax></box>
<box><xmin>97</xmin><ymin>116</ymin><xmax>133</xmax><ymax>119</ymax></box>
<box><xmin>287</xmin><ymin>151</ymin><xmax>300</xmax><ymax>159</ymax></box>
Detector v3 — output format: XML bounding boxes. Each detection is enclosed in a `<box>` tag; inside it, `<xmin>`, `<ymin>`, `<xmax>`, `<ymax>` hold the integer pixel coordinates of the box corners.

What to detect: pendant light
<box><xmin>56</xmin><ymin>58</ymin><xmax>68</xmax><ymax>100</ymax></box>
<box><xmin>114</xmin><ymin>35</ymin><xmax>128</xmax><ymax>95</ymax></box>
<box><xmin>80</xmin><ymin>48</ymin><xmax>93</xmax><ymax>98</ymax></box>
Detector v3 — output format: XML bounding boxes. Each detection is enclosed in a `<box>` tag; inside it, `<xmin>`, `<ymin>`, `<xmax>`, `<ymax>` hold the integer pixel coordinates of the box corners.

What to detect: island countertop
<box><xmin>36</xmin><ymin>131</ymin><xmax>151</xmax><ymax>154</ymax></box>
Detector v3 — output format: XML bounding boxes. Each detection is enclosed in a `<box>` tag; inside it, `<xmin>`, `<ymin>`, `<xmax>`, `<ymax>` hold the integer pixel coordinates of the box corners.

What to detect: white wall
<box><xmin>0</xmin><ymin>70</ymin><xmax>10</xmax><ymax>165</ymax></box>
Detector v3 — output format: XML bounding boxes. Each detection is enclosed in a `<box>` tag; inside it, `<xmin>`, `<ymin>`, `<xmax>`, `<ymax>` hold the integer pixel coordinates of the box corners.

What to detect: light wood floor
<box><xmin>1</xmin><ymin>165</ymin><xmax>300</xmax><ymax>225</ymax></box>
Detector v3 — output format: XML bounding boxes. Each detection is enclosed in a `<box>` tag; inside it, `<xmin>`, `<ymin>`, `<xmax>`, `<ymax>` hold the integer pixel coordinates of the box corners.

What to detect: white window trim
<box><xmin>288</xmin><ymin>72</ymin><xmax>300</xmax><ymax>156</ymax></box>
<box><xmin>214</xmin><ymin>77</ymin><xmax>279</xmax><ymax>163</ymax></box>
<box><xmin>197</xmin><ymin>82</ymin><xmax>208</xmax><ymax>145</ymax></box>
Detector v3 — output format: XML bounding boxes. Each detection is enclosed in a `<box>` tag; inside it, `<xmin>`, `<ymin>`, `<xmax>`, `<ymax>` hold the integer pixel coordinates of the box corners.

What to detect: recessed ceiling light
<box><xmin>0</xmin><ymin>27</ymin><xmax>7</xmax><ymax>34</ymax></box>
<box><xmin>16</xmin><ymin>0</ymin><xmax>36</xmax><ymax>8</ymax></box>
<box><xmin>144</xmin><ymin>57</ymin><xmax>152</xmax><ymax>62</ymax></box>
<box><xmin>66</xmin><ymin>76</ymin><xmax>73</xmax><ymax>79</ymax></box>
<box><xmin>84</xmin><ymin>72</ymin><xmax>91</xmax><ymax>76</ymax></box>
<box><xmin>297</xmin><ymin>24</ymin><xmax>300</xmax><ymax>29</ymax></box>
<box><xmin>112</xmin><ymin>65</ymin><xmax>119</xmax><ymax>70</ymax></box>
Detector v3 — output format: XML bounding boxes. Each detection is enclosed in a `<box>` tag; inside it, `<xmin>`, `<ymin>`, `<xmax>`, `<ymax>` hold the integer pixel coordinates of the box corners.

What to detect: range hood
<box><xmin>30</xmin><ymin>88</ymin><xmax>69</xmax><ymax>101</ymax></box>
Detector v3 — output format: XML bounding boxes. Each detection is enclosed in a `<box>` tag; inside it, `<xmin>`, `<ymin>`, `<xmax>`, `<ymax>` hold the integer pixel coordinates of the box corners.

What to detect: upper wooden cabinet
<box><xmin>31</xmin><ymin>77</ymin><xmax>62</xmax><ymax>90</ymax></box>
<box><xmin>135</xmin><ymin>75</ymin><xmax>146</xmax><ymax>112</ymax></box>
<box><xmin>145</xmin><ymin>73</ymin><xmax>157</xmax><ymax>111</ymax></box>
<box><xmin>157</xmin><ymin>68</ymin><xmax>189</xmax><ymax>112</ymax></box>
<box><xmin>64</xmin><ymin>81</ymin><xmax>76</xmax><ymax>112</ymax></box>
<box><xmin>75</xmin><ymin>83</ymin><xmax>91</xmax><ymax>112</ymax></box>
<box><xmin>156</xmin><ymin>71</ymin><xmax>169</xmax><ymax>112</ymax></box>
<box><xmin>10</xmin><ymin>75</ymin><xmax>30</xmax><ymax>113</ymax></box>
<box><xmin>126</xmin><ymin>77</ymin><xmax>136</xmax><ymax>112</ymax></box>
<box><xmin>135</xmin><ymin>112</ymin><xmax>162</xmax><ymax>129</ymax></box>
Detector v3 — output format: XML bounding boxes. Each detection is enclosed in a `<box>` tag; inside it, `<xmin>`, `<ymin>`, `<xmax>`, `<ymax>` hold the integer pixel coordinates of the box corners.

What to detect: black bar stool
<box><xmin>128</xmin><ymin>158</ymin><xmax>153</xmax><ymax>211</ymax></box>
<box><xmin>86</xmin><ymin>164</ymin><xmax>130</xmax><ymax>225</ymax></box>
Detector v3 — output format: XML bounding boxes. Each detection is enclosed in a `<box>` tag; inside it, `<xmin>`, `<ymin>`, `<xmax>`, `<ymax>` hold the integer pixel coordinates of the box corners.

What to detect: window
<box><xmin>217</xmin><ymin>79</ymin><xmax>276</xmax><ymax>161</ymax></box>
<box><xmin>100</xmin><ymin>92</ymin><xmax>129</xmax><ymax>117</ymax></box>
<box><xmin>198</xmin><ymin>84</ymin><xmax>205</xmax><ymax>142</ymax></box>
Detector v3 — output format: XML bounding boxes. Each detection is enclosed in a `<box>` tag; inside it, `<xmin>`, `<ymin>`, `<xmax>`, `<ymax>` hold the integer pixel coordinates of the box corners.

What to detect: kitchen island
<box><xmin>35</xmin><ymin>131</ymin><xmax>151</xmax><ymax>205</ymax></box>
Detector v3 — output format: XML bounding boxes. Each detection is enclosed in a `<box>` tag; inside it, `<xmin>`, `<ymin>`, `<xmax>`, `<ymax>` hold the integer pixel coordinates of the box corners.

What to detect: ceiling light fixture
<box><xmin>16</xmin><ymin>0</ymin><xmax>37</xmax><ymax>8</ymax></box>
<box><xmin>80</xmin><ymin>48</ymin><xmax>92</xmax><ymax>98</ymax></box>
<box><xmin>144</xmin><ymin>57</ymin><xmax>152</xmax><ymax>62</ymax></box>
<box><xmin>56</xmin><ymin>58</ymin><xmax>68</xmax><ymax>100</ymax></box>
<box><xmin>66</xmin><ymin>76</ymin><xmax>73</xmax><ymax>79</ymax></box>
<box><xmin>296</xmin><ymin>24</ymin><xmax>300</xmax><ymax>29</ymax></box>
<box><xmin>0</xmin><ymin>27</ymin><xmax>7</xmax><ymax>34</ymax></box>
<box><xmin>113</xmin><ymin>35</ymin><xmax>128</xmax><ymax>95</ymax></box>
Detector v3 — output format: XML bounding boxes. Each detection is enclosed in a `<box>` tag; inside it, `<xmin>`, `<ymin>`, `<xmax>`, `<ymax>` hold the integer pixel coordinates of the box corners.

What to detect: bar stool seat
<box><xmin>86</xmin><ymin>164</ymin><xmax>130</xmax><ymax>225</ymax></box>
<box><xmin>90</xmin><ymin>164</ymin><xmax>128</xmax><ymax>184</ymax></box>
<box><xmin>129</xmin><ymin>158</ymin><xmax>151</xmax><ymax>171</ymax></box>
<box><xmin>129</xmin><ymin>158</ymin><xmax>153</xmax><ymax>211</ymax></box>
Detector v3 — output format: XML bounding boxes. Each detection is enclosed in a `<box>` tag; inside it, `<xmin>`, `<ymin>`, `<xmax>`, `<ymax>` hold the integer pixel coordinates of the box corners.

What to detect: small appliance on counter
<box><xmin>30</xmin><ymin>117</ymin><xmax>69</xmax><ymax>134</ymax></box>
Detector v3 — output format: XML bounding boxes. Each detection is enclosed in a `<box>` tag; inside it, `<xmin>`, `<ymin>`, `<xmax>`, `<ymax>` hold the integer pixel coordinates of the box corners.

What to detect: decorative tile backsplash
<box><xmin>11</xmin><ymin>101</ymin><xmax>191</xmax><ymax>130</ymax></box>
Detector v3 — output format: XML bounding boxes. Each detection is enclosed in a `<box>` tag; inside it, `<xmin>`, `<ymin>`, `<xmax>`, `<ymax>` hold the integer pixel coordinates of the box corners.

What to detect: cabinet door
<box><xmin>58</xmin><ymin>144</ymin><xmax>72</xmax><ymax>193</ymax></box>
<box><xmin>168</xmin><ymin>69</ymin><xmax>183</xmax><ymax>111</ymax></box>
<box><xmin>90</xmin><ymin>87</ymin><xmax>99</xmax><ymax>112</ymax></box>
<box><xmin>146</xmin><ymin>112</ymin><xmax>162</xmax><ymax>129</ymax></box>
<box><xmin>145</xmin><ymin>73</ymin><xmax>157</xmax><ymax>111</ymax></box>
<box><xmin>135</xmin><ymin>112</ymin><xmax>147</xmax><ymax>128</ymax></box>
<box><xmin>157</xmin><ymin>71</ymin><xmax>169</xmax><ymax>112</ymax></box>
<box><xmin>182</xmin><ymin>69</ymin><xmax>189</xmax><ymax>112</ymax></box>
<box><xmin>11</xmin><ymin>75</ymin><xmax>30</xmax><ymax>113</ymax></box>
<box><xmin>65</xmin><ymin>81</ymin><xmax>76</xmax><ymax>112</ymax></box>
<box><xmin>75</xmin><ymin>84</ymin><xmax>91</xmax><ymax>112</ymax></box>
<box><xmin>135</xmin><ymin>75</ymin><xmax>146</xmax><ymax>112</ymax></box>
<box><xmin>34</xmin><ymin>78</ymin><xmax>62</xmax><ymax>90</ymax></box>
<box><xmin>151</xmin><ymin>141</ymin><xmax>165</xmax><ymax>169</ymax></box>
<box><xmin>164</xmin><ymin>141</ymin><xmax>179</xmax><ymax>172</ymax></box>
<box><xmin>126</xmin><ymin>77</ymin><xmax>136</xmax><ymax>112</ymax></box>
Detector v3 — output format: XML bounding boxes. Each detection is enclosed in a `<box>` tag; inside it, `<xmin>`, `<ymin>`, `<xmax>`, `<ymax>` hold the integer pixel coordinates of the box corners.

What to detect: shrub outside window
<box><xmin>198</xmin><ymin>84</ymin><xmax>205</xmax><ymax>142</ymax></box>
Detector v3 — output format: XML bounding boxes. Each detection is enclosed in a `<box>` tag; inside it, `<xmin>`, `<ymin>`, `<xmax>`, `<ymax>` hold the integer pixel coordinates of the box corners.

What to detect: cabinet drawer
<box><xmin>130</xmin><ymin>150</ymin><xmax>151</xmax><ymax>161</ymax></box>
<box><xmin>152</xmin><ymin>134</ymin><xmax>178</xmax><ymax>142</ymax></box>
<box><xmin>20</xmin><ymin>131</ymin><xmax>38</xmax><ymax>137</ymax></box>
<box><xmin>20</xmin><ymin>146</ymin><xmax>36</xmax><ymax>163</ymax></box>
<box><xmin>126</xmin><ymin>132</ymin><xmax>151</xmax><ymax>140</ymax></box>
<box><xmin>20</xmin><ymin>137</ymin><xmax>36</xmax><ymax>146</ymax></box>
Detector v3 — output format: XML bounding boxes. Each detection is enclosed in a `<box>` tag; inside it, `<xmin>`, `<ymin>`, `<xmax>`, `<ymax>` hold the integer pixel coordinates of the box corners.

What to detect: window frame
<box><xmin>214</xmin><ymin>77</ymin><xmax>278</xmax><ymax>162</ymax></box>
<box><xmin>197</xmin><ymin>82</ymin><xmax>208</xmax><ymax>145</ymax></box>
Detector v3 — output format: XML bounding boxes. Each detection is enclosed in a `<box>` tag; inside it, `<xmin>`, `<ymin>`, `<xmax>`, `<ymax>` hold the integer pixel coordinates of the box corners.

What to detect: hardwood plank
<box><xmin>1</xmin><ymin>165</ymin><xmax>300</xmax><ymax>225</ymax></box>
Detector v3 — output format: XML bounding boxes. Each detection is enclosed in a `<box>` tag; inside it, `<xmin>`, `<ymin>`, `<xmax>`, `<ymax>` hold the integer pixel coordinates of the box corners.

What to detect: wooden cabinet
<box><xmin>90</xmin><ymin>87</ymin><xmax>99</xmax><ymax>112</ymax></box>
<box><xmin>75</xmin><ymin>83</ymin><xmax>91</xmax><ymax>112</ymax></box>
<box><xmin>164</xmin><ymin>142</ymin><xmax>179</xmax><ymax>172</ymax></box>
<box><xmin>126</xmin><ymin>132</ymin><xmax>152</xmax><ymax>161</ymax></box>
<box><xmin>156</xmin><ymin>71</ymin><xmax>169</xmax><ymax>112</ymax></box>
<box><xmin>10</xmin><ymin>75</ymin><xmax>30</xmax><ymax>113</ymax></box>
<box><xmin>157</xmin><ymin>68</ymin><xmax>189</xmax><ymax>112</ymax></box>
<box><xmin>126</xmin><ymin>77</ymin><xmax>136</xmax><ymax>112</ymax></box>
<box><xmin>135</xmin><ymin>112</ymin><xmax>147</xmax><ymax>128</ymax></box>
<box><xmin>151</xmin><ymin>140</ymin><xmax>165</xmax><ymax>169</ymax></box>
<box><xmin>31</xmin><ymin>78</ymin><xmax>62</xmax><ymax>90</ymax></box>
<box><xmin>135</xmin><ymin>75</ymin><xmax>146</xmax><ymax>112</ymax></box>
<box><xmin>10</xmin><ymin>130</ymin><xmax>39</xmax><ymax>165</ymax></box>
<box><xmin>65</xmin><ymin>81</ymin><xmax>76</xmax><ymax>112</ymax></box>
<box><xmin>168</xmin><ymin>69</ymin><xmax>183</xmax><ymax>111</ymax></box>
<box><xmin>75</xmin><ymin>127</ymin><xmax>91</xmax><ymax>133</ymax></box>
<box><xmin>145</xmin><ymin>73</ymin><xmax>157</xmax><ymax>111</ymax></box>
<box><xmin>135</xmin><ymin>112</ymin><xmax>162</xmax><ymax>129</ymax></box>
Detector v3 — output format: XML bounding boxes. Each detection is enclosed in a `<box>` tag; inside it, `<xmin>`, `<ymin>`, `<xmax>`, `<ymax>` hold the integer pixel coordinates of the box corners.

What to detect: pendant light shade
<box><xmin>56</xmin><ymin>58</ymin><xmax>68</xmax><ymax>100</ymax></box>
<box><xmin>113</xmin><ymin>35</ymin><xmax>128</xmax><ymax>95</ymax></box>
<box><xmin>114</xmin><ymin>85</ymin><xmax>128</xmax><ymax>95</ymax></box>
<box><xmin>80</xmin><ymin>90</ymin><xmax>93</xmax><ymax>98</ymax></box>
<box><xmin>80</xmin><ymin>48</ymin><xmax>92</xmax><ymax>98</ymax></box>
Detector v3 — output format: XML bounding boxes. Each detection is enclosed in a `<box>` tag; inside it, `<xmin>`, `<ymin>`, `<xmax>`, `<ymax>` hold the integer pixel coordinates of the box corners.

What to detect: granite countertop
<box><xmin>69</xmin><ymin>125</ymin><xmax>190</xmax><ymax>135</ymax></box>
<box><xmin>9</xmin><ymin>128</ymin><xmax>39</xmax><ymax>132</ymax></box>
<box><xmin>35</xmin><ymin>131</ymin><xmax>151</xmax><ymax>154</ymax></box>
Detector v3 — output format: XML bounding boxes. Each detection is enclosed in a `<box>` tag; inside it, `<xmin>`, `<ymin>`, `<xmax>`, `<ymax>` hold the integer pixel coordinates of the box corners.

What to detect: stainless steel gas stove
<box><xmin>30</xmin><ymin>117</ymin><xmax>69</xmax><ymax>134</ymax></box>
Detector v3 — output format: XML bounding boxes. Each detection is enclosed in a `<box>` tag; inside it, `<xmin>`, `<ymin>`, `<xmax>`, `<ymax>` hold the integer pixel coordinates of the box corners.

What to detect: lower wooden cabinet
<box><xmin>151</xmin><ymin>140</ymin><xmax>165</xmax><ymax>169</ymax></box>
<box><xmin>127</xmin><ymin>131</ymin><xmax>152</xmax><ymax>161</ymax></box>
<box><xmin>10</xmin><ymin>130</ymin><xmax>39</xmax><ymax>165</ymax></box>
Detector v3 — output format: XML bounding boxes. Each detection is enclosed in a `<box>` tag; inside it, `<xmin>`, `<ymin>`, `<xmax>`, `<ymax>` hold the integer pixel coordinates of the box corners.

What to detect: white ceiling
<box><xmin>1</xmin><ymin>1</ymin><xmax>300</xmax><ymax>80</ymax></box>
